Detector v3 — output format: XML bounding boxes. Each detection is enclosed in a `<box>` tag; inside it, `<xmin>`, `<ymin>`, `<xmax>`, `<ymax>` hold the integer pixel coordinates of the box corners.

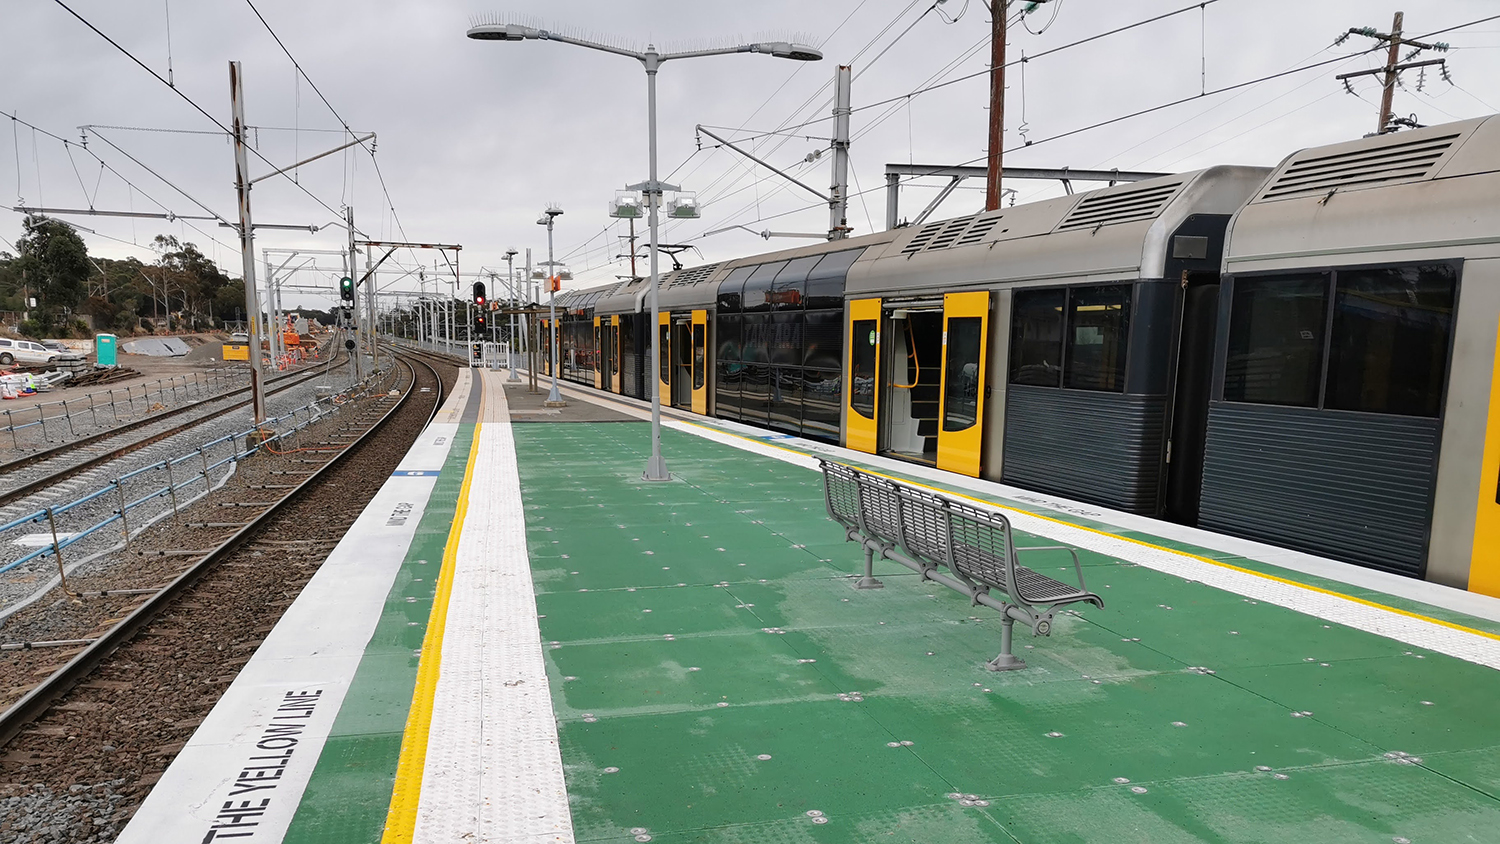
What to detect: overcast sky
<box><xmin>3</xmin><ymin>0</ymin><xmax>1498</xmax><ymax>310</ymax></box>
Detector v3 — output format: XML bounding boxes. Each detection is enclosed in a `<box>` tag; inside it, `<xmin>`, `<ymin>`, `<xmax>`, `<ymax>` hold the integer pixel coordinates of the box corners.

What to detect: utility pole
<box><xmin>985</xmin><ymin>1</ymin><xmax>1051</xmax><ymax>211</ymax></box>
<box><xmin>229</xmin><ymin>61</ymin><xmax>267</xmax><ymax>424</ymax></box>
<box><xmin>829</xmin><ymin>65</ymin><xmax>852</xmax><ymax>239</ymax></box>
<box><xmin>984</xmin><ymin>1</ymin><xmax>1008</xmax><ymax>211</ymax></box>
<box><xmin>1335</xmin><ymin>12</ymin><xmax>1450</xmax><ymax>135</ymax></box>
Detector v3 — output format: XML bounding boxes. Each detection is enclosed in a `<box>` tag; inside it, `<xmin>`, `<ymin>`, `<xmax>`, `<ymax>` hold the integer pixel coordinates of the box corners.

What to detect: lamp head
<box><xmin>505</xmin><ymin>248</ymin><xmax>518</xmax><ymax>259</ymax></box>
<box><xmin>756</xmin><ymin>41</ymin><xmax>823</xmax><ymax>62</ymax></box>
<box><xmin>466</xmin><ymin>22</ymin><xmax>535</xmax><ymax>41</ymax></box>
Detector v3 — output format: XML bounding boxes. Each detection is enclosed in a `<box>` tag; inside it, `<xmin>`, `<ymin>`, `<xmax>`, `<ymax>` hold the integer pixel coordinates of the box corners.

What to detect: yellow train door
<box><xmin>846</xmin><ymin>298</ymin><xmax>881</xmax><ymax>454</ymax></box>
<box><xmin>691</xmin><ymin>310</ymin><xmax>708</xmax><ymax>415</ymax></box>
<box><xmin>935</xmin><ymin>291</ymin><xmax>991</xmax><ymax>477</ymax></box>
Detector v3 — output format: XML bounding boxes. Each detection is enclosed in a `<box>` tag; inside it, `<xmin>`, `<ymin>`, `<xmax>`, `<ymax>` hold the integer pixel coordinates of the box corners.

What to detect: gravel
<box><xmin>0</xmin><ymin>353</ymin><xmax>457</xmax><ymax>844</ymax></box>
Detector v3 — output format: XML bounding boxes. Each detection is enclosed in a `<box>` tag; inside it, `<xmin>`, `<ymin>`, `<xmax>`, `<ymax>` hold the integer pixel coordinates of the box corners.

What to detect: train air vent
<box><xmin>664</xmin><ymin>262</ymin><xmax>722</xmax><ymax>288</ymax></box>
<box><xmin>899</xmin><ymin>220</ymin><xmax>947</xmax><ymax>255</ymax></box>
<box><xmin>1259</xmin><ymin>133</ymin><xmax>1459</xmax><ymax>201</ymax></box>
<box><xmin>1054</xmin><ymin>181</ymin><xmax>1185</xmax><ymax>232</ymax></box>
<box><xmin>956</xmin><ymin>210</ymin><xmax>1006</xmax><ymax>246</ymax></box>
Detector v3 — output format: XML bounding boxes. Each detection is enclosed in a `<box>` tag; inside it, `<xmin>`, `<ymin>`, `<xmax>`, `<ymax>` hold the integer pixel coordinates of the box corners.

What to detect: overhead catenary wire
<box><xmin>3</xmin><ymin>109</ymin><xmax>239</xmax><ymax>256</ymax></box>
<box><xmin>241</xmin><ymin>0</ymin><xmax>409</xmax><ymax>245</ymax></box>
<box><xmin>48</xmin><ymin>0</ymin><xmax>356</xmax><ymax>232</ymax></box>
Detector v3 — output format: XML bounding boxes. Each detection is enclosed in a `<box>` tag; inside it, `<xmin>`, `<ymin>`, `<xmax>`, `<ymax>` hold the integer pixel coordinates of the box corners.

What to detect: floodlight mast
<box><xmin>468</xmin><ymin>21</ymin><xmax>821</xmax><ymax>482</ymax></box>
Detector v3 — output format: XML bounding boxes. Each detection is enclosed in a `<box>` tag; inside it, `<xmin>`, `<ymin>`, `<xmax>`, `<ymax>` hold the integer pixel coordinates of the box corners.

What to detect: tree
<box><xmin>15</xmin><ymin>215</ymin><xmax>89</xmax><ymax>321</ymax></box>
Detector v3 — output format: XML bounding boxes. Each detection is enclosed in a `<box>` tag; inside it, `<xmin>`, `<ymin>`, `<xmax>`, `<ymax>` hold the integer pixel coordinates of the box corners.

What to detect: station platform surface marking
<box><xmin>115</xmin><ymin>369</ymin><xmax>479</xmax><ymax>844</ymax></box>
<box><xmin>517</xmin><ymin>416</ymin><xmax>1500</xmax><ymax>843</ymax></box>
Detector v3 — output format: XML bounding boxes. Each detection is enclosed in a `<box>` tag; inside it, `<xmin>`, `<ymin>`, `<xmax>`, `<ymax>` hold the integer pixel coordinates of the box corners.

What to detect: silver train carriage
<box><xmin>545</xmin><ymin>115</ymin><xmax>1500</xmax><ymax>596</ymax></box>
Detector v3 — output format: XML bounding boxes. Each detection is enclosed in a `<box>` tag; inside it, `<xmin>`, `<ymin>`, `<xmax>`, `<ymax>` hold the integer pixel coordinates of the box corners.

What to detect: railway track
<box><xmin>0</xmin><ymin>350</ymin><xmax>456</xmax><ymax>842</ymax></box>
<box><xmin>0</xmin><ymin>350</ymin><xmax>346</xmax><ymax>511</ymax></box>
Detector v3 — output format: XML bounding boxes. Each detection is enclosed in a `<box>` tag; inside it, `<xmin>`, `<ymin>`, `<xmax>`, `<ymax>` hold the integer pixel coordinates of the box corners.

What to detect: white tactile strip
<box><xmin>661</xmin><ymin>419</ymin><xmax>1500</xmax><ymax>672</ymax></box>
<box><xmin>413</xmin><ymin>374</ymin><xmax>574</xmax><ymax>844</ymax></box>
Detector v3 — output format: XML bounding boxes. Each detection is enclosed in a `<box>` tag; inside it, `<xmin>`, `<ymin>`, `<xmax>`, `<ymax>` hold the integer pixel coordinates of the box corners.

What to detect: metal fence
<box><xmin>1</xmin><ymin>367</ymin><xmax>247</xmax><ymax>448</ymax></box>
<box><xmin>0</xmin><ymin>366</ymin><xmax>392</xmax><ymax>585</ymax></box>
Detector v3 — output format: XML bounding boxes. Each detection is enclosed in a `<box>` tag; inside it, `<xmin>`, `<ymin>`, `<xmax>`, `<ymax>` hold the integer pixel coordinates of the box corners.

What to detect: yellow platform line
<box><xmin>674</xmin><ymin>419</ymin><xmax>1500</xmax><ymax>644</ymax></box>
<box><xmin>380</xmin><ymin>423</ymin><xmax>483</xmax><ymax>844</ymax></box>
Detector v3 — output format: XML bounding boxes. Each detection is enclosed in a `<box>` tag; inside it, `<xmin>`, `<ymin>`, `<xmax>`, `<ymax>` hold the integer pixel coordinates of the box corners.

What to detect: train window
<box><xmin>742</xmin><ymin>314</ymin><xmax>770</xmax><ymax>363</ymax></box>
<box><xmin>717</xmin><ymin>266</ymin><xmax>752</xmax><ymax>312</ymax></box>
<box><xmin>770</xmin><ymin>312</ymin><xmax>804</xmax><ymax>366</ymax></box>
<box><xmin>743</xmin><ymin>261</ymin><xmax>787</xmax><ymax>312</ymax></box>
<box><xmin>1064</xmin><ymin>285</ymin><xmax>1131</xmax><ymax>392</ymax></box>
<box><xmin>942</xmin><ymin>317</ymin><xmax>983</xmax><ymax>431</ymax></box>
<box><xmin>850</xmin><ymin>318</ymin><xmax>877</xmax><ymax>419</ymax></box>
<box><xmin>1223</xmin><ymin>274</ymin><xmax>1328</xmax><ymax>408</ymax></box>
<box><xmin>805</xmin><ymin>248</ymin><xmax>864</xmax><ymax>310</ymax></box>
<box><xmin>716</xmin><ymin>313</ymin><xmax>742</xmax><ymax>362</ymax></box>
<box><xmin>1326</xmin><ymin>264</ymin><xmax>1455</xmax><ymax>418</ymax></box>
<box><xmin>1009</xmin><ymin>288</ymin><xmax>1065</xmax><ymax>387</ymax></box>
<box><xmin>693</xmin><ymin>324</ymin><xmax>706</xmax><ymax>390</ymax></box>
<box><xmin>659</xmin><ymin>323</ymin><xmax>671</xmax><ymax>385</ymax></box>
<box><xmin>803</xmin><ymin>309</ymin><xmax>843</xmax><ymax>370</ymax></box>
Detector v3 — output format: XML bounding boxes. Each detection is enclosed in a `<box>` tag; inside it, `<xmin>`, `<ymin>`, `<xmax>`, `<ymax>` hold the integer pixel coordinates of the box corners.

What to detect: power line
<box><xmin>49</xmin><ymin>0</ymin><xmax>354</xmax><ymax>229</ymax></box>
<box><xmin>3</xmin><ymin>109</ymin><xmax>239</xmax><ymax>255</ymax></box>
<box><xmin>242</xmin><ymin>0</ymin><xmax>408</xmax><ymax>244</ymax></box>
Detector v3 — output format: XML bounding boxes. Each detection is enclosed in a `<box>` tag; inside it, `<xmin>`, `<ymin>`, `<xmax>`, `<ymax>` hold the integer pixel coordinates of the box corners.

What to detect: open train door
<box><xmin>610</xmin><ymin>315</ymin><xmax>622</xmax><ymax>393</ymax></box>
<box><xmin>657</xmin><ymin>310</ymin><xmax>671</xmax><ymax>405</ymax></box>
<box><xmin>935</xmin><ymin>291</ymin><xmax>990</xmax><ymax>477</ymax></box>
<box><xmin>691</xmin><ymin>309</ymin><xmax>708</xmax><ymax>415</ymax></box>
<box><xmin>593</xmin><ymin>316</ymin><xmax>603</xmax><ymax>388</ymax></box>
<box><xmin>846</xmin><ymin>298</ymin><xmax>881</xmax><ymax>453</ymax></box>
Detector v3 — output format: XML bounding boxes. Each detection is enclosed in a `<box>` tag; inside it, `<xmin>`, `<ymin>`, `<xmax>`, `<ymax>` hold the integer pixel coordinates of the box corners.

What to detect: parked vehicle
<box><xmin>0</xmin><ymin>338</ymin><xmax>59</xmax><ymax>367</ymax></box>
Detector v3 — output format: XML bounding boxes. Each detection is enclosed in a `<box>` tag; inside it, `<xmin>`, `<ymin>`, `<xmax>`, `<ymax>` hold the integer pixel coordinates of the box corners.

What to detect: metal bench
<box><xmin>819</xmin><ymin>459</ymin><xmax>1103</xmax><ymax>670</ymax></box>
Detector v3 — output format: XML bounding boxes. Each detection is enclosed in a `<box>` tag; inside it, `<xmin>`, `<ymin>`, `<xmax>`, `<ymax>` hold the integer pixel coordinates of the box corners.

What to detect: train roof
<box><xmin>846</xmin><ymin>164</ymin><xmax>1270</xmax><ymax>296</ymax></box>
<box><xmin>1224</xmin><ymin>114</ymin><xmax>1500</xmax><ymax>273</ymax></box>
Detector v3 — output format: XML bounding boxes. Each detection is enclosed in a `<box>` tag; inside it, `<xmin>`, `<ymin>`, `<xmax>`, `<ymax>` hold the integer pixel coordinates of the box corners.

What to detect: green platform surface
<box><xmin>519</xmin><ymin>422</ymin><xmax>1500</xmax><ymax>844</ymax></box>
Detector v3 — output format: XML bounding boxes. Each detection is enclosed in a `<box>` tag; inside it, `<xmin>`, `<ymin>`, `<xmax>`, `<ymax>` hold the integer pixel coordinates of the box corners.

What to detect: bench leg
<box><xmin>986</xmin><ymin>616</ymin><xmax>1027</xmax><ymax>671</ymax></box>
<box><xmin>855</xmin><ymin>545</ymin><xmax>884</xmax><ymax>590</ymax></box>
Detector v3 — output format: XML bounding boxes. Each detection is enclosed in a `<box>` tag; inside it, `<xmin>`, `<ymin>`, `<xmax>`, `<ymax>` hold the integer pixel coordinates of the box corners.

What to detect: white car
<box><xmin>0</xmin><ymin>338</ymin><xmax>58</xmax><ymax>366</ymax></box>
<box><xmin>229</xmin><ymin>332</ymin><xmax>250</xmax><ymax>343</ymax></box>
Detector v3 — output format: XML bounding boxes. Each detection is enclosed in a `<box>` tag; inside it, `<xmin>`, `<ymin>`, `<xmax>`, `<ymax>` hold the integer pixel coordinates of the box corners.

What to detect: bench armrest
<box><xmin>1014</xmin><ymin>544</ymin><xmax>1089</xmax><ymax>596</ymax></box>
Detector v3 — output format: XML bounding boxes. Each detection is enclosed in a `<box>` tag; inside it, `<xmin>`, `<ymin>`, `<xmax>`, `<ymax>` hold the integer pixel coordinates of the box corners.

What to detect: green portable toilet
<box><xmin>95</xmin><ymin>333</ymin><xmax>118</xmax><ymax>367</ymax></box>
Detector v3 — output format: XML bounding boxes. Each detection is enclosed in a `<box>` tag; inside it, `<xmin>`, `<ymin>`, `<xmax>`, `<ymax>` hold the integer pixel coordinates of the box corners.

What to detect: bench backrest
<box><xmin>945</xmin><ymin>499</ymin><xmax>1018</xmax><ymax>598</ymax></box>
<box><xmin>895</xmin><ymin>485</ymin><xmax>951</xmax><ymax>566</ymax></box>
<box><xmin>854</xmin><ymin>472</ymin><xmax>903</xmax><ymax>547</ymax></box>
<box><xmin>821</xmin><ymin>460</ymin><xmax>862</xmax><ymax>530</ymax></box>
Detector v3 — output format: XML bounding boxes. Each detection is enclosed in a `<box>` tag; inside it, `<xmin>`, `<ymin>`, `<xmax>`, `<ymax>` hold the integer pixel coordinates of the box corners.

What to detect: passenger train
<box><xmin>538</xmin><ymin>115</ymin><xmax>1500</xmax><ymax>596</ymax></box>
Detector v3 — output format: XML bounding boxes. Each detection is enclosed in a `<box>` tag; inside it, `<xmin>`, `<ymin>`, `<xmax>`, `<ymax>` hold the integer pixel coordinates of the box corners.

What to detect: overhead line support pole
<box><xmin>1378</xmin><ymin>11</ymin><xmax>1405</xmax><ymax>135</ymax></box>
<box><xmin>229</xmin><ymin>61</ymin><xmax>267</xmax><ymax>425</ymax></box>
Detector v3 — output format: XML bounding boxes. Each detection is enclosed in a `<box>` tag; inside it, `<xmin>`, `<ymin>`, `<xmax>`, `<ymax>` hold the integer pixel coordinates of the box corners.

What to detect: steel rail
<box><xmin>0</xmin><ymin>351</ymin><xmax>443</xmax><ymax>748</ymax></box>
<box><xmin>0</xmin><ymin>353</ymin><xmax>348</xmax><ymax>510</ymax></box>
<box><xmin>0</xmin><ymin>347</ymin><xmax>341</xmax><ymax>476</ymax></box>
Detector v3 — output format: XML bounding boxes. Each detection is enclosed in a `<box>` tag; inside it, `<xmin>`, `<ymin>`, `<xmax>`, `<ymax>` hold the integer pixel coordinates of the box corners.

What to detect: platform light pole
<box><xmin>504</xmin><ymin>247</ymin><xmax>521</xmax><ymax>382</ymax></box>
<box><xmin>538</xmin><ymin>207</ymin><xmax>565</xmax><ymax>406</ymax></box>
<box><xmin>467</xmin><ymin>22</ymin><xmax>822</xmax><ymax>481</ymax></box>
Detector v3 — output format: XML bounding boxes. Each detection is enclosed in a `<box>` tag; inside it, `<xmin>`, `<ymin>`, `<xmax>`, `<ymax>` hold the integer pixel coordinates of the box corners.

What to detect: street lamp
<box><xmin>505</xmin><ymin>247</ymin><xmax>520</xmax><ymax>383</ymax></box>
<box><xmin>538</xmin><ymin>207</ymin><xmax>565</xmax><ymax>407</ymax></box>
<box><xmin>467</xmin><ymin>21</ymin><xmax>822</xmax><ymax>481</ymax></box>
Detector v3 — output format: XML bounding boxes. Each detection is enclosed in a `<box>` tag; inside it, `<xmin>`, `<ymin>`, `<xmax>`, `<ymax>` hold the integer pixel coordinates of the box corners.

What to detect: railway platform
<box><xmin>117</xmin><ymin>367</ymin><xmax>1500</xmax><ymax>844</ymax></box>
